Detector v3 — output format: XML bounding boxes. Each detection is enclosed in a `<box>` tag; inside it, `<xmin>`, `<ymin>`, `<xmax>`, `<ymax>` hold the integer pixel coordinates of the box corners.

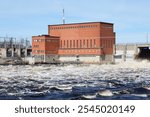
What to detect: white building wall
<box><xmin>115</xmin><ymin>45</ymin><xmax>136</xmax><ymax>63</ymax></box>
<box><xmin>59</xmin><ymin>55</ymin><xmax>113</xmax><ymax>63</ymax></box>
<box><xmin>32</xmin><ymin>55</ymin><xmax>59</xmax><ymax>64</ymax></box>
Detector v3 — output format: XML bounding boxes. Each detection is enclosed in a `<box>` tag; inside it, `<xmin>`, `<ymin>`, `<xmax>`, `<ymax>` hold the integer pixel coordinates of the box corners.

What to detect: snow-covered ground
<box><xmin>0</xmin><ymin>60</ymin><xmax>150</xmax><ymax>100</ymax></box>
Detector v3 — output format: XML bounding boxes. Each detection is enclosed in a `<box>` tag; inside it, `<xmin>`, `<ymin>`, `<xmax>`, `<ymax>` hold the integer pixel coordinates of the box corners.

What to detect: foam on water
<box><xmin>0</xmin><ymin>60</ymin><xmax>150</xmax><ymax>99</ymax></box>
<box><xmin>97</xmin><ymin>90</ymin><xmax>114</xmax><ymax>97</ymax></box>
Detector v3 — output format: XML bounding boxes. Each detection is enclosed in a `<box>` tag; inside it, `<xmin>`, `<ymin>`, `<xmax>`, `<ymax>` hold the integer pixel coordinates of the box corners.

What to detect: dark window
<box><xmin>83</xmin><ymin>40</ymin><xmax>85</xmax><ymax>48</ymax></box>
<box><xmin>87</xmin><ymin>40</ymin><xmax>89</xmax><ymax>48</ymax></box>
<box><xmin>70</xmin><ymin>40</ymin><xmax>72</xmax><ymax>48</ymax></box>
<box><xmin>80</xmin><ymin>40</ymin><xmax>82</xmax><ymax>48</ymax></box>
<box><xmin>64</xmin><ymin>40</ymin><xmax>66</xmax><ymax>48</ymax></box>
<box><xmin>34</xmin><ymin>45</ymin><xmax>39</xmax><ymax>48</ymax></box>
<box><xmin>94</xmin><ymin>39</ymin><xmax>96</xmax><ymax>47</ymax></box>
<box><xmin>67</xmin><ymin>40</ymin><xmax>69</xmax><ymax>48</ymax></box>
<box><xmin>73</xmin><ymin>40</ymin><xmax>75</xmax><ymax>48</ymax></box>
<box><xmin>90</xmin><ymin>39</ymin><xmax>92</xmax><ymax>48</ymax></box>
<box><xmin>60</xmin><ymin>40</ymin><xmax>62</xmax><ymax>48</ymax></box>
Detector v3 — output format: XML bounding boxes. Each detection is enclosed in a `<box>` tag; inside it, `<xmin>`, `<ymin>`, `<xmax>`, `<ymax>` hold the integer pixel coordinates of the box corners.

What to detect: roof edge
<box><xmin>48</xmin><ymin>21</ymin><xmax>114</xmax><ymax>26</ymax></box>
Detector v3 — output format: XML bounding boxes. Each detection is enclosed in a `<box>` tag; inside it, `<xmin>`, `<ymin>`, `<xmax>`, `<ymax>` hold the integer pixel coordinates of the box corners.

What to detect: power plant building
<box><xmin>32</xmin><ymin>22</ymin><xmax>115</xmax><ymax>63</ymax></box>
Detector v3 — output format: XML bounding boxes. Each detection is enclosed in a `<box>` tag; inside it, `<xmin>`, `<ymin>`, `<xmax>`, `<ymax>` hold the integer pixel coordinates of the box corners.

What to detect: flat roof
<box><xmin>32</xmin><ymin>35</ymin><xmax>60</xmax><ymax>38</ymax></box>
<box><xmin>48</xmin><ymin>21</ymin><xmax>114</xmax><ymax>27</ymax></box>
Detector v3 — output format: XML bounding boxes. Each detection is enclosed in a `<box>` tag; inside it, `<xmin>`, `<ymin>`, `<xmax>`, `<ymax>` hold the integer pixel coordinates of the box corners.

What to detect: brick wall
<box><xmin>48</xmin><ymin>22</ymin><xmax>115</xmax><ymax>56</ymax></box>
<box><xmin>32</xmin><ymin>35</ymin><xmax>59</xmax><ymax>56</ymax></box>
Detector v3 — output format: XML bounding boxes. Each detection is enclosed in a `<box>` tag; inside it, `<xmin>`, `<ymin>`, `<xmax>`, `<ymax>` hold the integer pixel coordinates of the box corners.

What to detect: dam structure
<box><xmin>115</xmin><ymin>43</ymin><xmax>150</xmax><ymax>62</ymax></box>
<box><xmin>0</xmin><ymin>37</ymin><xmax>32</xmax><ymax>64</ymax></box>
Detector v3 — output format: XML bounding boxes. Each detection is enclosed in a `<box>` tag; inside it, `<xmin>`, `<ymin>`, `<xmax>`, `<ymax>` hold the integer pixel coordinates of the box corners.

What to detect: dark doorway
<box><xmin>136</xmin><ymin>47</ymin><xmax>150</xmax><ymax>60</ymax></box>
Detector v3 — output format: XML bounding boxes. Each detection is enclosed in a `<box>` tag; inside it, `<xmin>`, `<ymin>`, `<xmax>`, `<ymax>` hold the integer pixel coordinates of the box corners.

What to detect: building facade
<box><xmin>32</xmin><ymin>35</ymin><xmax>59</xmax><ymax>63</ymax></box>
<box><xmin>32</xmin><ymin>22</ymin><xmax>115</xmax><ymax>63</ymax></box>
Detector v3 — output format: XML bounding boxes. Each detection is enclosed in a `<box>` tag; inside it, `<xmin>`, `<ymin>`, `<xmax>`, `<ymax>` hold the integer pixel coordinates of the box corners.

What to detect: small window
<box><xmin>94</xmin><ymin>39</ymin><xmax>96</xmax><ymax>47</ymax></box>
<box><xmin>90</xmin><ymin>39</ymin><xmax>92</xmax><ymax>48</ymax></box>
<box><xmin>70</xmin><ymin>40</ymin><xmax>72</xmax><ymax>48</ymax></box>
<box><xmin>67</xmin><ymin>40</ymin><xmax>69</xmax><ymax>48</ymax></box>
<box><xmin>73</xmin><ymin>40</ymin><xmax>75</xmax><ymax>48</ymax></box>
<box><xmin>60</xmin><ymin>40</ymin><xmax>62</xmax><ymax>48</ymax></box>
<box><xmin>80</xmin><ymin>40</ymin><xmax>82</xmax><ymax>48</ymax></box>
<box><xmin>77</xmin><ymin>40</ymin><xmax>78</xmax><ymax>48</ymax></box>
<box><xmin>87</xmin><ymin>40</ymin><xmax>89</xmax><ymax>48</ymax></box>
<box><xmin>83</xmin><ymin>40</ymin><xmax>86</xmax><ymax>48</ymax></box>
<box><xmin>64</xmin><ymin>40</ymin><xmax>66</xmax><ymax>47</ymax></box>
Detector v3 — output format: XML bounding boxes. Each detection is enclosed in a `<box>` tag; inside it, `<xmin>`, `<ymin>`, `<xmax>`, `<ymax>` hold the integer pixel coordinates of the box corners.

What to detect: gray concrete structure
<box><xmin>58</xmin><ymin>55</ymin><xmax>114</xmax><ymax>64</ymax></box>
<box><xmin>115</xmin><ymin>43</ymin><xmax>150</xmax><ymax>62</ymax></box>
<box><xmin>0</xmin><ymin>37</ymin><xmax>32</xmax><ymax>64</ymax></box>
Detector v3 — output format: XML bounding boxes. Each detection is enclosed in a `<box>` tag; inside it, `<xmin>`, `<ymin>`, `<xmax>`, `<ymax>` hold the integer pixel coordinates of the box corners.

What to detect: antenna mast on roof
<box><xmin>62</xmin><ymin>8</ymin><xmax>65</xmax><ymax>24</ymax></box>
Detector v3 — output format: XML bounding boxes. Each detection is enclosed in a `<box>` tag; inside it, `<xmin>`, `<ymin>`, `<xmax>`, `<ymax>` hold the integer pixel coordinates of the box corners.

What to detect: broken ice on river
<box><xmin>0</xmin><ymin>60</ymin><xmax>150</xmax><ymax>100</ymax></box>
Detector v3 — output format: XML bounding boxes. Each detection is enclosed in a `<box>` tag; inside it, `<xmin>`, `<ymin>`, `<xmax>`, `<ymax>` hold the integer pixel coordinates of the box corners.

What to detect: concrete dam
<box><xmin>115</xmin><ymin>43</ymin><xmax>150</xmax><ymax>62</ymax></box>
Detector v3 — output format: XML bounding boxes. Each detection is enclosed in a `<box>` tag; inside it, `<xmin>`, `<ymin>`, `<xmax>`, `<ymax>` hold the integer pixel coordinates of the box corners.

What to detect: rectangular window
<box><xmin>77</xmin><ymin>40</ymin><xmax>78</xmax><ymax>48</ymax></box>
<box><xmin>73</xmin><ymin>40</ymin><xmax>75</xmax><ymax>48</ymax></box>
<box><xmin>70</xmin><ymin>40</ymin><xmax>72</xmax><ymax>48</ymax></box>
<box><xmin>90</xmin><ymin>39</ymin><xmax>92</xmax><ymax>48</ymax></box>
<box><xmin>80</xmin><ymin>40</ymin><xmax>82</xmax><ymax>48</ymax></box>
<box><xmin>34</xmin><ymin>45</ymin><xmax>39</xmax><ymax>48</ymax></box>
<box><xmin>83</xmin><ymin>40</ymin><xmax>86</xmax><ymax>48</ymax></box>
<box><xmin>64</xmin><ymin>40</ymin><xmax>66</xmax><ymax>48</ymax></box>
<box><xmin>87</xmin><ymin>40</ymin><xmax>89</xmax><ymax>48</ymax></box>
<box><xmin>60</xmin><ymin>40</ymin><xmax>62</xmax><ymax>48</ymax></box>
<box><xmin>94</xmin><ymin>39</ymin><xmax>96</xmax><ymax>47</ymax></box>
<box><xmin>67</xmin><ymin>40</ymin><xmax>69</xmax><ymax>48</ymax></box>
<box><xmin>37</xmin><ymin>50</ymin><xmax>40</xmax><ymax>53</ymax></box>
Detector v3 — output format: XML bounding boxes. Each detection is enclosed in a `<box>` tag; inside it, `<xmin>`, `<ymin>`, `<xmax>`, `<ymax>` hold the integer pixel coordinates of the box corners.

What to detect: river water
<box><xmin>0</xmin><ymin>61</ymin><xmax>150</xmax><ymax>100</ymax></box>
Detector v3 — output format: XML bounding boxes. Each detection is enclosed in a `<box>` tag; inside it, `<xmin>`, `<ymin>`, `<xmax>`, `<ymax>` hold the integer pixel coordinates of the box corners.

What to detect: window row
<box><xmin>50</xmin><ymin>25</ymin><xmax>98</xmax><ymax>30</ymax></box>
<box><xmin>46</xmin><ymin>39</ymin><xmax>59</xmax><ymax>42</ymax></box>
<box><xmin>61</xmin><ymin>49</ymin><xmax>100</xmax><ymax>53</ymax></box>
<box><xmin>60</xmin><ymin>39</ymin><xmax>97</xmax><ymax>49</ymax></box>
<box><xmin>33</xmin><ymin>39</ymin><xmax>44</xmax><ymax>42</ymax></box>
<box><xmin>33</xmin><ymin>50</ymin><xmax>45</xmax><ymax>53</ymax></box>
<box><xmin>102</xmin><ymin>40</ymin><xmax>113</xmax><ymax>48</ymax></box>
<box><xmin>33</xmin><ymin>39</ymin><xmax>58</xmax><ymax>42</ymax></box>
<box><xmin>33</xmin><ymin>50</ymin><xmax>57</xmax><ymax>53</ymax></box>
<box><xmin>33</xmin><ymin>45</ymin><xmax>39</xmax><ymax>48</ymax></box>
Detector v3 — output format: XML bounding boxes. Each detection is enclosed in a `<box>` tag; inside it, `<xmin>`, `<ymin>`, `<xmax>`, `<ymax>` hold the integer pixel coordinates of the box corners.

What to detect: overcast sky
<box><xmin>0</xmin><ymin>0</ymin><xmax>150</xmax><ymax>43</ymax></box>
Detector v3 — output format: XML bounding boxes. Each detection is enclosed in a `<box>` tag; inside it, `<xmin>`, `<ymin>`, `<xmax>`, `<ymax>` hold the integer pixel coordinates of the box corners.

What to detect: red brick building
<box><xmin>32</xmin><ymin>35</ymin><xmax>59</xmax><ymax>62</ymax></box>
<box><xmin>32</xmin><ymin>22</ymin><xmax>115</xmax><ymax>63</ymax></box>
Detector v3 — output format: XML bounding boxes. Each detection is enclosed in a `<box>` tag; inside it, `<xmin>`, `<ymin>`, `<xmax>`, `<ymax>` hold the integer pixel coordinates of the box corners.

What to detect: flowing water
<box><xmin>0</xmin><ymin>61</ymin><xmax>150</xmax><ymax>100</ymax></box>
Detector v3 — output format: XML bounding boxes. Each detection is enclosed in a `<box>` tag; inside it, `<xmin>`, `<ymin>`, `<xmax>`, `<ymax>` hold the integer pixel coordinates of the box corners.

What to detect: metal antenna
<box><xmin>63</xmin><ymin>8</ymin><xmax>65</xmax><ymax>24</ymax></box>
